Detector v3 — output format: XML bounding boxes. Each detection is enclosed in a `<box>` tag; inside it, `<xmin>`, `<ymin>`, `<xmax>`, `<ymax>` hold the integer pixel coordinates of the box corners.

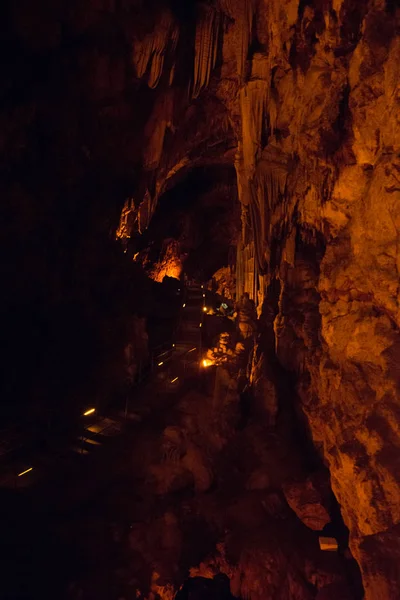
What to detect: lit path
<box><xmin>0</xmin><ymin>282</ymin><xmax>207</xmax><ymax>497</ymax></box>
<box><xmin>0</xmin><ymin>282</ymin><xmax>215</xmax><ymax>600</ymax></box>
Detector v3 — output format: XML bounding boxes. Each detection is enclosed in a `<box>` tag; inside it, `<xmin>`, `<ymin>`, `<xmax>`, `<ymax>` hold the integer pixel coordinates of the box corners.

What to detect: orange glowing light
<box><xmin>158</xmin><ymin>361</ymin><xmax>164</xmax><ymax>366</ymax></box>
<box><xmin>319</xmin><ymin>537</ymin><xmax>338</xmax><ymax>551</ymax></box>
<box><xmin>18</xmin><ymin>467</ymin><xmax>33</xmax><ymax>477</ymax></box>
<box><xmin>183</xmin><ymin>303</ymin><xmax>186</xmax><ymax>308</ymax></box>
<box><xmin>188</xmin><ymin>347</ymin><xmax>196</xmax><ymax>353</ymax></box>
<box><xmin>171</xmin><ymin>377</ymin><xmax>179</xmax><ymax>383</ymax></box>
<box><xmin>202</xmin><ymin>359</ymin><xmax>214</xmax><ymax>368</ymax></box>
<box><xmin>83</xmin><ymin>408</ymin><xmax>96</xmax><ymax>416</ymax></box>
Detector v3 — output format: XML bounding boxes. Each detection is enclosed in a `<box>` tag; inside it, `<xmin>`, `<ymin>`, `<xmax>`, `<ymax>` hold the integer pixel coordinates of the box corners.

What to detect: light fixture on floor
<box><xmin>18</xmin><ymin>467</ymin><xmax>33</xmax><ymax>477</ymax></box>
<box><xmin>202</xmin><ymin>359</ymin><xmax>213</xmax><ymax>367</ymax></box>
<box><xmin>319</xmin><ymin>537</ymin><xmax>338</xmax><ymax>551</ymax></box>
<box><xmin>83</xmin><ymin>408</ymin><xmax>96</xmax><ymax>416</ymax></box>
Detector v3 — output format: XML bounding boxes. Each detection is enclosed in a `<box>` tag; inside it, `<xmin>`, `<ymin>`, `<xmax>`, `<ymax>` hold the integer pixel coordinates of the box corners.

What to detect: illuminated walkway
<box><xmin>0</xmin><ymin>281</ymin><xmax>207</xmax><ymax>495</ymax></box>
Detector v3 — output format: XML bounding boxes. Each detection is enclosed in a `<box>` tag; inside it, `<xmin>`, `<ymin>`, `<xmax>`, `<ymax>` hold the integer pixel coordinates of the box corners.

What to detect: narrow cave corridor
<box><xmin>0</xmin><ymin>1</ymin><xmax>399</xmax><ymax>599</ymax></box>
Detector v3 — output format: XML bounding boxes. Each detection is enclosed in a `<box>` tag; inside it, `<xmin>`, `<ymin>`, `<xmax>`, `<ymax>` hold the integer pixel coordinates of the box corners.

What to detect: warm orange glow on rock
<box><xmin>202</xmin><ymin>358</ymin><xmax>214</xmax><ymax>368</ymax></box>
<box><xmin>116</xmin><ymin>198</ymin><xmax>135</xmax><ymax>240</ymax></box>
<box><xmin>150</xmin><ymin>240</ymin><xmax>182</xmax><ymax>282</ymax></box>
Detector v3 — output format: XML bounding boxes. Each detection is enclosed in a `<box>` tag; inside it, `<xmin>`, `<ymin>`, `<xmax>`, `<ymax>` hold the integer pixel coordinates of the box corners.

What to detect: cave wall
<box><xmin>125</xmin><ymin>0</ymin><xmax>400</xmax><ymax>596</ymax></box>
<box><xmin>2</xmin><ymin>0</ymin><xmax>399</xmax><ymax>595</ymax></box>
<box><xmin>227</xmin><ymin>2</ymin><xmax>400</xmax><ymax>597</ymax></box>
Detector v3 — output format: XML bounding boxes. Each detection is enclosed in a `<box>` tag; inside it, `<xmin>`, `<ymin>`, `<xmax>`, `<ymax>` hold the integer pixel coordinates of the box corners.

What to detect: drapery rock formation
<box><xmin>2</xmin><ymin>0</ymin><xmax>399</xmax><ymax>598</ymax></box>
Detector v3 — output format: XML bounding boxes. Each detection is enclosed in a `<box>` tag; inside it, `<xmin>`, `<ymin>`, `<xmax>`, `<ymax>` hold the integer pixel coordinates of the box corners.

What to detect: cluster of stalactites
<box><xmin>132</xmin><ymin>4</ymin><xmax>222</xmax><ymax>96</ymax></box>
<box><xmin>133</xmin><ymin>9</ymin><xmax>179</xmax><ymax>89</ymax></box>
<box><xmin>254</xmin><ymin>164</ymin><xmax>288</xmax><ymax>269</ymax></box>
<box><xmin>192</xmin><ymin>4</ymin><xmax>221</xmax><ymax>98</ymax></box>
<box><xmin>132</xmin><ymin>1</ymin><xmax>254</xmax><ymax>95</ymax></box>
<box><xmin>235</xmin><ymin>154</ymin><xmax>289</xmax><ymax>302</ymax></box>
<box><xmin>193</xmin><ymin>0</ymin><xmax>254</xmax><ymax>97</ymax></box>
<box><xmin>235</xmin><ymin>51</ymin><xmax>272</xmax><ymax>213</ymax></box>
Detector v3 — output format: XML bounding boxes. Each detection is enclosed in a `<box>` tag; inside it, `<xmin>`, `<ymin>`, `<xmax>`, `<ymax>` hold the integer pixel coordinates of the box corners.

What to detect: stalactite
<box><xmin>138</xmin><ymin>190</ymin><xmax>152</xmax><ymax>234</ymax></box>
<box><xmin>169</xmin><ymin>62</ymin><xmax>176</xmax><ymax>86</ymax></box>
<box><xmin>143</xmin><ymin>90</ymin><xmax>174</xmax><ymax>169</ymax></box>
<box><xmin>242</xmin><ymin>241</ymin><xmax>257</xmax><ymax>300</ymax></box>
<box><xmin>133</xmin><ymin>10</ymin><xmax>179</xmax><ymax>89</ymax></box>
<box><xmin>148</xmin><ymin>52</ymin><xmax>165</xmax><ymax>89</ymax></box>
<box><xmin>237</xmin><ymin>159</ymin><xmax>289</xmax><ymax>289</ymax></box>
<box><xmin>192</xmin><ymin>5</ymin><xmax>221</xmax><ymax>99</ymax></box>
<box><xmin>236</xmin><ymin>239</ymin><xmax>244</xmax><ymax>299</ymax></box>
<box><xmin>219</xmin><ymin>0</ymin><xmax>253</xmax><ymax>80</ymax></box>
<box><xmin>236</xmin><ymin>0</ymin><xmax>253</xmax><ymax>81</ymax></box>
<box><xmin>240</xmin><ymin>80</ymin><xmax>268</xmax><ymax>175</ymax></box>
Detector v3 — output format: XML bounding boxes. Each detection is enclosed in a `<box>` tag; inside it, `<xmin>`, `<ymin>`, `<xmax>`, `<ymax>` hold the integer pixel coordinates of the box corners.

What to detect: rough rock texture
<box><xmin>228</xmin><ymin>5</ymin><xmax>400</xmax><ymax>597</ymax></box>
<box><xmin>283</xmin><ymin>471</ymin><xmax>332</xmax><ymax>531</ymax></box>
<box><xmin>125</xmin><ymin>1</ymin><xmax>400</xmax><ymax>596</ymax></box>
<box><xmin>122</xmin><ymin>377</ymin><xmax>359</xmax><ymax>600</ymax></box>
<box><xmin>209</xmin><ymin>266</ymin><xmax>236</xmax><ymax>300</ymax></box>
<box><xmin>140</xmin><ymin>166</ymin><xmax>240</xmax><ymax>281</ymax></box>
<box><xmin>2</xmin><ymin>0</ymin><xmax>399</xmax><ymax>597</ymax></box>
<box><xmin>149</xmin><ymin>239</ymin><xmax>183</xmax><ymax>282</ymax></box>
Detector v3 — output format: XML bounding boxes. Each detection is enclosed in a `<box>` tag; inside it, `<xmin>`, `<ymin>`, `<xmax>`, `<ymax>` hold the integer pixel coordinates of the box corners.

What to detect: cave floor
<box><xmin>0</xmin><ymin>284</ymin><xmax>362</xmax><ymax>600</ymax></box>
<box><xmin>0</xmin><ymin>284</ymin><xmax>207</xmax><ymax>599</ymax></box>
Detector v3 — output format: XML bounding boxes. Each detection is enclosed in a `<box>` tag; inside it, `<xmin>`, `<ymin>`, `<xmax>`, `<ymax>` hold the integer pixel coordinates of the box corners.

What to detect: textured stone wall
<box><xmin>220</xmin><ymin>2</ymin><xmax>400</xmax><ymax>597</ymax></box>
<box><xmin>2</xmin><ymin>0</ymin><xmax>399</xmax><ymax>596</ymax></box>
<box><xmin>130</xmin><ymin>0</ymin><xmax>400</xmax><ymax>595</ymax></box>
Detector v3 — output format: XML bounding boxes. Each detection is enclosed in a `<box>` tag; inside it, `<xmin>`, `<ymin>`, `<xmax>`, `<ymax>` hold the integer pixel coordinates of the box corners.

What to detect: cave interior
<box><xmin>0</xmin><ymin>1</ymin><xmax>400</xmax><ymax>599</ymax></box>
